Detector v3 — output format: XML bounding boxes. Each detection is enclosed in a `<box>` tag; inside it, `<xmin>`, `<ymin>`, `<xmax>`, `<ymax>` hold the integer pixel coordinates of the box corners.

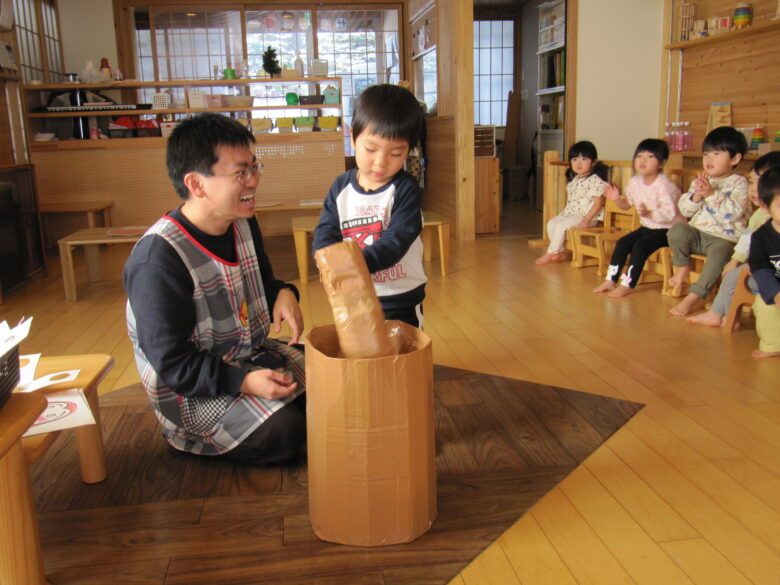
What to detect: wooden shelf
<box><xmin>29</xmin><ymin>131</ymin><xmax>342</xmax><ymax>151</ymax></box>
<box><xmin>27</xmin><ymin>103</ymin><xmax>341</xmax><ymax>118</ymax></box>
<box><xmin>537</xmin><ymin>41</ymin><xmax>565</xmax><ymax>55</ymax></box>
<box><xmin>21</xmin><ymin>76</ymin><xmax>341</xmax><ymax>91</ymax></box>
<box><xmin>666</xmin><ymin>18</ymin><xmax>780</xmax><ymax>50</ymax></box>
<box><xmin>537</xmin><ymin>85</ymin><xmax>565</xmax><ymax>96</ymax></box>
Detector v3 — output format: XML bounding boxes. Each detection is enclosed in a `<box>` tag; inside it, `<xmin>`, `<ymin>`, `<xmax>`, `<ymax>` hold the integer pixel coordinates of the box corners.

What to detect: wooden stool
<box><xmin>0</xmin><ymin>392</ymin><xmax>49</xmax><ymax>585</ymax></box>
<box><xmin>58</xmin><ymin>227</ymin><xmax>144</xmax><ymax>301</ymax></box>
<box><xmin>723</xmin><ymin>265</ymin><xmax>755</xmax><ymax>333</ymax></box>
<box><xmin>20</xmin><ymin>353</ymin><xmax>114</xmax><ymax>484</ymax></box>
<box><xmin>421</xmin><ymin>211</ymin><xmax>451</xmax><ymax>276</ymax></box>
<box><xmin>292</xmin><ymin>216</ymin><xmax>320</xmax><ymax>283</ymax></box>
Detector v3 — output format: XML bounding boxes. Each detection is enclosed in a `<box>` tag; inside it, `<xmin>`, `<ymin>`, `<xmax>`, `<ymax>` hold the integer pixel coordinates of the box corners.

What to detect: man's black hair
<box><xmin>701</xmin><ymin>126</ymin><xmax>747</xmax><ymax>160</ymax></box>
<box><xmin>634</xmin><ymin>138</ymin><xmax>669</xmax><ymax>164</ymax></box>
<box><xmin>167</xmin><ymin>113</ymin><xmax>255</xmax><ymax>199</ymax></box>
<box><xmin>753</xmin><ymin>151</ymin><xmax>780</xmax><ymax>176</ymax></box>
<box><xmin>351</xmin><ymin>84</ymin><xmax>423</xmax><ymax>149</ymax></box>
<box><xmin>758</xmin><ymin>166</ymin><xmax>780</xmax><ymax>207</ymax></box>
<box><xmin>565</xmin><ymin>140</ymin><xmax>609</xmax><ymax>182</ymax></box>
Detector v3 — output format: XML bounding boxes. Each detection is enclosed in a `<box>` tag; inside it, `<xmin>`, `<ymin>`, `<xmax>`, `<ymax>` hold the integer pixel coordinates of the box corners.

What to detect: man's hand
<box><xmin>272</xmin><ymin>288</ymin><xmax>304</xmax><ymax>345</ymax></box>
<box><xmin>239</xmin><ymin>368</ymin><xmax>298</xmax><ymax>400</ymax></box>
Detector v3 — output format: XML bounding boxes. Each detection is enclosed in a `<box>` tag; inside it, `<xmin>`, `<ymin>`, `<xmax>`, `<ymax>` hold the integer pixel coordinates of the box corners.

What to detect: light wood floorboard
<box><xmin>2</xmin><ymin>200</ymin><xmax>778</xmax><ymax>585</ymax></box>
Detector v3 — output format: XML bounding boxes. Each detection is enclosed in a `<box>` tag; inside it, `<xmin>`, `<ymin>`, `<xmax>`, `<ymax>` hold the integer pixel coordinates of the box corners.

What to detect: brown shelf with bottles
<box><xmin>666</xmin><ymin>17</ymin><xmax>780</xmax><ymax>50</ymax></box>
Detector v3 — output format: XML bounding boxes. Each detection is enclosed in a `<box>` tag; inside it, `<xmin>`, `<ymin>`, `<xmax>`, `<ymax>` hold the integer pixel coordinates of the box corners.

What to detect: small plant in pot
<box><xmin>262</xmin><ymin>46</ymin><xmax>282</xmax><ymax>78</ymax></box>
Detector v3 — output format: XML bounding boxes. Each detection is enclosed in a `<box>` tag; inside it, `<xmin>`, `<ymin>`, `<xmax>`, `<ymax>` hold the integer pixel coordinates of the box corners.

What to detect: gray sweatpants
<box><xmin>667</xmin><ymin>223</ymin><xmax>735</xmax><ymax>298</ymax></box>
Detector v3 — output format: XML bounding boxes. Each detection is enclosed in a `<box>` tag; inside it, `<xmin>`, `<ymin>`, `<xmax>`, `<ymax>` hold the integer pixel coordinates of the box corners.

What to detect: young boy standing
<box><xmin>667</xmin><ymin>126</ymin><xmax>749</xmax><ymax>316</ymax></box>
<box><xmin>748</xmin><ymin>167</ymin><xmax>780</xmax><ymax>359</ymax></box>
<box><xmin>313</xmin><ymin>84</ymin><xmax>426</xmax><ymax>327</ymax></box>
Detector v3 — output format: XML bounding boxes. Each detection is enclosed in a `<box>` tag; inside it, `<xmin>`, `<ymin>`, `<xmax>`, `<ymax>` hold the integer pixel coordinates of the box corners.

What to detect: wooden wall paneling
<box><xmin>29</xmin><ymin>133</ymin><xmax>343</xmax><ymax>239</ymax></box>
<box><xmin>564</xmin><ymin>0</ymin><xmax>578</xmax><ymax>153</ymax></box>
<box><xmin>433</xmin><ymin>0</ymin><xmax>474</xmax><ymax>242</ymax></box>
<box><xmin>0</xmin><ymin>83</ymin><xmax>13</xmax><ymax>165</ymax></box>
<box><xmin>424</xmin><ymin>116</ymin><xmax>458</xmax><ymax>221</ymax></box>
<box><xmin>679</xmin><ymin>27</ymin><xmax>779</xmax><ymax>148</ymax></box>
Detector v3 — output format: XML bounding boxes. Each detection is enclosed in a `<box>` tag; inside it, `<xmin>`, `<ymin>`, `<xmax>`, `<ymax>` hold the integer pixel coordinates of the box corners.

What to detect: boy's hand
<box><xmin>603</xmin><ymin>184</ymin><xmax>620</xmax><ymax>201</ymax></box>
<box><xmin>693</xmin><ymin>172</ymin><xmax>713</xmax><ymax>201</ymax></box>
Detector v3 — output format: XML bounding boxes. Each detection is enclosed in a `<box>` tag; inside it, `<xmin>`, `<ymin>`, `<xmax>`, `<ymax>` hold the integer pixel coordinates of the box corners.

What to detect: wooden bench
<box><xmin>291</xmin><ymin>211</ymin><xmax>451</xmax><ymax>284</ymax></box>
<box><xmin>58</xmin><ymin>227</ymin><xmax>144</xmax><ymax>301</ymax></box>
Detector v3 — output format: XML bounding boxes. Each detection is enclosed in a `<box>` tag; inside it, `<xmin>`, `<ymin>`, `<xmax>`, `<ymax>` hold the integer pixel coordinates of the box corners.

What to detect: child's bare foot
<box><xmin>607</xmin><ymin>285</ymin><xmax>632</xmax><ymax>298</ymax></box>
<box><xmin>686</xmin><ymin>310</ymin><xmax>723</xmax><ymax>327</ymax></box>
<box><xmin>669</xmin><ymin>293</ymin><xmax>701</xmax><ymax>317</ymax></box>
<box><xmin>593</xmin><ymin>281</ymin><xmax>616</xmax><ymax>293</ymax></box>
<box><xmin>752</xmin><ymin>348</ymin><xmax>780</xmax><ymax>359</ymax></box>
<box><xmin>668</xmin><ymin>265</ymin><xmax>691</xmax><ymax>290</ymax></box>
<box><xmin>550</xmin><ymin>251</ymin><xmax>571</xmax><ymax>262</ymax></box>
<box><xmin>535</xmin><ymin>253</ymin><xmax>554</xmax><ymax>265</ymax></box>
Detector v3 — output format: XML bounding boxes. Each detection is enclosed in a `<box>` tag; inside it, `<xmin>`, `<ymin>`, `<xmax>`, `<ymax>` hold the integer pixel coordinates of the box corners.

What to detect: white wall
<box><xmin>575</xmin><ymin>0</ymin><xmax>665</xmax><ymax>160</ymax></box>
<box><xmin>58</xmin><ymin>0</ymin><xmax>117</xmax><ymax>75</ymax></box>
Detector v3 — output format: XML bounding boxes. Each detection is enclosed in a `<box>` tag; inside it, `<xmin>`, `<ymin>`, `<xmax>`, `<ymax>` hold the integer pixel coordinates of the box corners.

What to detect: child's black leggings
<box><xmin>606</xmin><ymin>227</ymin><xmax>669</xmax><ymax>288</ymax></box>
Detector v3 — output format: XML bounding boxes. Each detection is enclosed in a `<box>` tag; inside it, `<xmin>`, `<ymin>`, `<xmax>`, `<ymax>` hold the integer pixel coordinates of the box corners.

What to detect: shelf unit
<box><xmin>536</xmin><ymin>0</ymin><xmax>565</xmax><ymax>130</ymax></box>
<box><xmin>662</xmin><ymin>1</ymin><xmax>780</xmax><ymax>162</ymax></box>
<box><xmin>21</xmin><ymin>76</ymin><xmax>343</xmax><ymax>146</ymax></box>
<box><xmin>24</xmin><ymin>77</ymin><xmax>347</xmax><ymax>238</ymax></box>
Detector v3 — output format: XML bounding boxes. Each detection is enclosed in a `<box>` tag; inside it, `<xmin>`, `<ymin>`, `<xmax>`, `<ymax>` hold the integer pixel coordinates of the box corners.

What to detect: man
<box><xmin>124</xmin><ymin>113</ymin><xmax>305</xmax><ymax>466</ymax></box>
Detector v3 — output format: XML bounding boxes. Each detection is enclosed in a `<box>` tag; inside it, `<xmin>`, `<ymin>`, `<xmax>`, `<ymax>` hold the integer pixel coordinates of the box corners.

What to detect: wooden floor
<box><xmin>2</xmin><ymin>198</ymin><xmax>780</xmax><ymax>585</ymax></box>
<box><xmin>29</xmin><ymin>365</ymin><xmax>639</xmax><ymax>585</ymax></box>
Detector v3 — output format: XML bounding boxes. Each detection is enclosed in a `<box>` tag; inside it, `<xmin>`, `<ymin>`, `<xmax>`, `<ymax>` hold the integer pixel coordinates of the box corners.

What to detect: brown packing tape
<box><xmin>306</xmin><ymin>322</ymin><xmax>437</xmax><ymax>546</ymax></box>
<box><xmin>314</xmin><ymin>240</ymin><xmax>393</xmax><ymax>359</ymax></box>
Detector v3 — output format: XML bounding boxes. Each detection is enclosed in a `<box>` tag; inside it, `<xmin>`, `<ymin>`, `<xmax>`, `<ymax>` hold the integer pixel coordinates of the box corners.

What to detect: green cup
<box><xmin>223</xmin><ymin>68</ymin><xmax>236</xmax><ymax>79</ymax></box>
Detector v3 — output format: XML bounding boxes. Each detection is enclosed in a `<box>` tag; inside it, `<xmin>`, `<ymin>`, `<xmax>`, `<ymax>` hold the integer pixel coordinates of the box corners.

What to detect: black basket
<box><xmin>0</xmin><ymin>345</ymin><xmax>20</xmax><ymax>409</ymax></box>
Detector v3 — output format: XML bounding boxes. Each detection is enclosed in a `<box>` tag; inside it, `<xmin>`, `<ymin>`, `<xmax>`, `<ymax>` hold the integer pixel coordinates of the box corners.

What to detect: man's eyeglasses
<box><xmin>212</xmin><ymin>161</ymin><xmax>264</xmax><ymax>185</ymax></box>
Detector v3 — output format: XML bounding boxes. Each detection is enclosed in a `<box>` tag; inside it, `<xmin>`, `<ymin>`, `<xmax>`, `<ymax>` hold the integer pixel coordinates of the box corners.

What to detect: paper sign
<box><xmin>18</xmin><ymin>353</ymin><xmax>41</xmax><ymax>386</ymax></box>
<box><xmin>17</xmin><ymin>369</ymin><xmax>80</xmax><ymax>393</ymax></box>
<box><xmin>22</xmin><ymin>388</ymin><xmax>96</xmax><ymax>437</ymax></box>
<box><xmin>0</xmin><ymin>317</ymin><xmax>32</xmax><ymax>357</ymax></box>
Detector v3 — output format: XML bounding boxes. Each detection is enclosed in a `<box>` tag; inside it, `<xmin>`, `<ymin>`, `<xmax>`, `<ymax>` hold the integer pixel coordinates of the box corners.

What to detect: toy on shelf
<box><xmin>750</xmin><ymin>126</ymin><xmax>765</xmax><ymax>150</ymax></box>
<box><xmin>678</xmin><ymin>1</ymin><xmax>696</xmax><ymax>42</ymax></box>
<box><xmin>733</xmin><ymin>3</ymin><xmax>752</xmax><ymax>28</ymax></box>
<box><xmin>323</xmin><ymin>85</ymin><xmax>340</xmax><ymax>104</ymax></box>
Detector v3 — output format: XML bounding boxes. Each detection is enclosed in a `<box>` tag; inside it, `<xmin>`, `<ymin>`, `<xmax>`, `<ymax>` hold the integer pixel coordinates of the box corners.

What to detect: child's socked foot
<box><xmin>669</xmin><ymin>293</ymin><xmax>701</xmax><ymax>317</ymax></box>
<box><xmin>752</xmin><ymin>348</ymin><xmax>780</xmax><ymax>359</ymax></box>
<box><xmin>593</xmin><ymin>281</ymin><xmax>616</xmax><ymax>293</ymax></box>
<box><xmin>686</xmin><ymin>310</ymin><xmax>723</xmax><ymax>327</ymax></box>
<box><xmin>607</xmin><ymin>285</ymin><xmax>632</xmax><ymax>298</ymax></box>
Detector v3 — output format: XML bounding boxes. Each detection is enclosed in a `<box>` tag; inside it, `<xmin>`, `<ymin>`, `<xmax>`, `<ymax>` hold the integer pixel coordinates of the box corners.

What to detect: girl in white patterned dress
<box><xmin>535</xmin><ymin>140</ymin><xmax>609</xmax><ymax>265</ymax></box>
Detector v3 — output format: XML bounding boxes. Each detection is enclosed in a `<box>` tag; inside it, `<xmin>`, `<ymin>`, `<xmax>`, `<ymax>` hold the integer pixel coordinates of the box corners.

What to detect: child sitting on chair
<box><xmin>593</xmin><ymin>138</ymin><xmax>682</xmax><ymax>297</ymax></box>
<box><xmin>535</xmin><ymin>140</ymin><xmax>609</xmax><ymax>265</ymax></box>
<box><xmin>667</xmin><ymin>126</ymin><xmax>749</xmax><ymax>316</ymax></box>
<box><xmin>687</xmin><ymin>151</ymin><xmax>780</xmax><ymax>326</ymax></box>
<box><xmin>748</xmin><ymin>166</ymin><xmax>780</xmax><ymax>359</ymax></box>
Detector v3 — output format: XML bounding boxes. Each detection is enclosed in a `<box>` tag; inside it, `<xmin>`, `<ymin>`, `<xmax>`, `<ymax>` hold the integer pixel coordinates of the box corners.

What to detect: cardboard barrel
<box><xmin>305</xmin><ymin>321</ymin><xmax>437</xmax><ymax>546</ymax></box>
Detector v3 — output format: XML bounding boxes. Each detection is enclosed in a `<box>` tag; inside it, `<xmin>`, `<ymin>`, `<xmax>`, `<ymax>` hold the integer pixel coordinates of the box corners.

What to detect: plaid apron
<box><xmin>127</xmin><ymin>215</ymin><xmax>305</xmax><ymax>455</ymax></box>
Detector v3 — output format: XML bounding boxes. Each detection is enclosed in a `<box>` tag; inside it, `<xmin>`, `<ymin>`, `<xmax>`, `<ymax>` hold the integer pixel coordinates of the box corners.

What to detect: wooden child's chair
<box><xmin>722</xmin><ymin>264</ymin><xmax>755</xmax><ymax>333</ymax></box>
<box><xmin>570</xmin><ymin>199</ymin><xmax>639</xmax><ymax>273</ymax></box>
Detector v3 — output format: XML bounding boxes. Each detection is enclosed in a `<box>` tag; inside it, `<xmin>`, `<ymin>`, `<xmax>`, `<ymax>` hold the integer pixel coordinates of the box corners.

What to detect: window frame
<box><xmin>12</xmin><ymin>0</ymin><xmax>64</xmax><ymax>84</ymax></box>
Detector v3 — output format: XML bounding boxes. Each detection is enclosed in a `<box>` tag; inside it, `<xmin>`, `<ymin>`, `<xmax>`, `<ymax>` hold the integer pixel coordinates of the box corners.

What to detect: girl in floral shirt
<box><xmin>535</xmin><ymin>140</ymin><xmax>609</xmax><ymax>265</ymax></box>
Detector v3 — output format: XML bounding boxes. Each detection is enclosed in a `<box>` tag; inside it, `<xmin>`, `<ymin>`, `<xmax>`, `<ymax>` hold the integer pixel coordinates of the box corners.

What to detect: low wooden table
<box><xmin>291</xmin><ymin>211</ymin><xmax>451</xmax><ymax>284</ymax></box>
<box><xmin>0</xmin><ymin>392</ymin><xmax>49</xmax><ymax>585</ymax></box>
<box><xmin>20</xmin><ymin>353</ymin><xmax>114</xmax><ymax>484</ymax></box>
<box><xmin>58</xmin><ymin>227</ymin><xmax>143</xmax><ymax>301</ymax></box>
<box><xmin>40</xmin><ymin>200</ymin><xmax>115</xmax><ymax>230</ymax></box>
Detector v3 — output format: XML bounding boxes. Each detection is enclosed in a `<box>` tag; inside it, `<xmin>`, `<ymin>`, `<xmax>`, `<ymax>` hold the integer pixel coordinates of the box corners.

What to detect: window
<box><xmin>13</xmin><ymin>0</ymin><xmax>63</xmax><ymax>83</ymax></box>
<box><xmin>316</xmin><ymin>8</ymin><xmax>401</xmax><ymax>141</ymax></box>
<box><xmin>473</xmin><ymin>20</ymin><xmax>514</xmax><ymax>126</ymax></box>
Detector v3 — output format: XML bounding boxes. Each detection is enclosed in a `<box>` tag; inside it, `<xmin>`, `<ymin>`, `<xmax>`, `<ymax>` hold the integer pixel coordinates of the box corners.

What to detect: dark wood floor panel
<box><xmin>32</xmin><ymin>365</ymin><xmax>642</xmax><ymax>585</ymax></box>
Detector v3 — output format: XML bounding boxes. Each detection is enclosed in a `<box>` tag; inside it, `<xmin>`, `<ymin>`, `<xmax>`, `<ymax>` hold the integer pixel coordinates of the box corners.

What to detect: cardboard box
<box><xmin>306</xmin><ymin>322</ymin><xmax>436</xmax><ymax>546</ymax></box>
